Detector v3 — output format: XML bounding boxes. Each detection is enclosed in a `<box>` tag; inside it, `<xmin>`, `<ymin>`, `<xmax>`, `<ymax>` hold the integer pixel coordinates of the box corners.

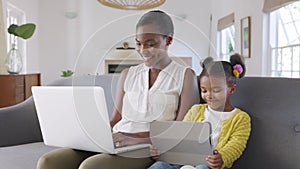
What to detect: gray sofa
<box><xmin>0</xmin><ymin>75</ymin><xmax>299</xmax><ymax>169</ymax></box>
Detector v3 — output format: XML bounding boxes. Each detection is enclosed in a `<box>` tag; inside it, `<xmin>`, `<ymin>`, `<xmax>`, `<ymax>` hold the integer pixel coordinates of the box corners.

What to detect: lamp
<box><xmin>97</xmin><ymin>0</ymin><xmax>166</xmax><ymax>10</ymax></box>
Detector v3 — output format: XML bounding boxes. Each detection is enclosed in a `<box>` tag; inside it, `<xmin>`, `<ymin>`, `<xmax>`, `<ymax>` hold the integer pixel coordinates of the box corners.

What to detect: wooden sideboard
<box><xmin>0</xmin><ymin>73</ymin><xmax>41</xmax><ymax>108</ymax></box>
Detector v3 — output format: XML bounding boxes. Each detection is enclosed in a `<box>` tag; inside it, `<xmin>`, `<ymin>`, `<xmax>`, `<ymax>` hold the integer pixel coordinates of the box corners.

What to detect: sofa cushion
<box><xmin>231</xmin><ymin>77</ymin><xmax>300</xmax><ymax>169</ymax></box>
<box><xmin>0</xmin><ymin>142</ymin><xmax>57</xmax><ymax>169</ymax></box>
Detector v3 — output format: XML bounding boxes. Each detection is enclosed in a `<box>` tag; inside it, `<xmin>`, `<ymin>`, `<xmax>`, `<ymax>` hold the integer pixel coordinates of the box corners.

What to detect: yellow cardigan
<box><xmin>183</xmin><ymin>104</ymin><xmax>251</xmax><ymax>169</ymax></box>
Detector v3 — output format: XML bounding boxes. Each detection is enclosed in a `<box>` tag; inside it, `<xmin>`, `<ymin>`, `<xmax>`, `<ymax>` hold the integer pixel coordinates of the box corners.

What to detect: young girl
<box><xmin>149</xmin><ymin>53</ymin><xmax>251</xmax><ymax>169</ymax></box>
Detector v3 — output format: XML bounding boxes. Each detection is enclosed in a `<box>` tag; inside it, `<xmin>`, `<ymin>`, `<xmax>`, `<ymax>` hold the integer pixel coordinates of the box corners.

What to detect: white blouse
<box><xmin>113</xmin><ymin>61</ymin><xmax>187</xmax><ymax>133</ymax></box>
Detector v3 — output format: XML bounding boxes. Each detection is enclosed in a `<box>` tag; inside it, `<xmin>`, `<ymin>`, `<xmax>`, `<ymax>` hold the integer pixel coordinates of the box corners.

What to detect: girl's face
<box><xmin>135</xmin><ymin>23</ymin><xmax>171</xmax><ymax>68</ymax></box>
<box><xmin>200</xmin><ymin>75</ymin><xmax>236</xmax><ymax>112</ymax></box>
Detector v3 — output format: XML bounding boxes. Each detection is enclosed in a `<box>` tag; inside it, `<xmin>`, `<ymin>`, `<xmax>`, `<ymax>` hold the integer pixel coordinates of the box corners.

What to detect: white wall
<box><xmin>39</xmin><ymin>0</ymin><xmax>71</xmax><ymax>83</ymax></box>
<box><xmin>3</xmin><ymin>0</ymin><xmax>267</xmax><ymax>84</ymax></box>
<box><xmin>38</xmin><ymin>0</ymin><xmax>212</xmax><ymax>84</ymax></box>
<box><xmin>210</xmin><ymin>0</ymin><xmax>266</xmax><ymax>76</ymax></box>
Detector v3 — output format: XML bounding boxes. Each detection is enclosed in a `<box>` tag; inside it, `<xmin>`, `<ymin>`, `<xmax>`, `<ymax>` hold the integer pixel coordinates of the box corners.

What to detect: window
<box><xmin>6</xmin><ymin>3</ymin><xmax>25</xmax><ymax>63</ymax></box>
<box><xmin>217</xmin><ymin>13</ymin><xmax>235</xmax><ymax>60</ymax></box>
<box><xmin>269</xmin><ymin>1</ymin><xmax>300</xmax><ymax>77</ymax></box>
<box><xmin>219</xmin><ymin>25</ymin><xmax>235</xmax><ymax>60</ymax></box>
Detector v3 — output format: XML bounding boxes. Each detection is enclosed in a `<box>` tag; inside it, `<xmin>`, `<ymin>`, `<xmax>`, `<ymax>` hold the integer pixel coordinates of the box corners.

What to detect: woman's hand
<box><xmin>112</xmin><ymin>132</ymin><xmax>150</xmax><ymax>148</ymax></box>
<box><xmin>206</xmin><ymin>150</ymin><xmax>223</xmax><ymax>169</ymax></box>
<box><xmin>149</xmin><ymin>145</ymin><xmax>160</xmax><ymax>159</ymax></box>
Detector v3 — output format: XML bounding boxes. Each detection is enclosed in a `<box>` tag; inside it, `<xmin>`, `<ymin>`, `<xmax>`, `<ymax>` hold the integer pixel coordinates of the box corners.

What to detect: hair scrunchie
<box><xmin>233</xmin><ymin>64</ymin><xmax>243</xmax><ymax>77</ymax></box>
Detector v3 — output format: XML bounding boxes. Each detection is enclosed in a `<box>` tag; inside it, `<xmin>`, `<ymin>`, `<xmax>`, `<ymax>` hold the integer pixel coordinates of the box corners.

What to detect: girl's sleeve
<box><xmin>182</xmin><ymin>104</ymin><xmax>200</xmax><ymax>122</ymax></box>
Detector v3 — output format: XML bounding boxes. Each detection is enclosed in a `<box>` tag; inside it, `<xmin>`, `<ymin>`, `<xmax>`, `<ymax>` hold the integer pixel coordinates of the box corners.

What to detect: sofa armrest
<box><xmin>0</xmin><ymin>97</ymin><xmax>43</xmax><ymax>147</ymax></box>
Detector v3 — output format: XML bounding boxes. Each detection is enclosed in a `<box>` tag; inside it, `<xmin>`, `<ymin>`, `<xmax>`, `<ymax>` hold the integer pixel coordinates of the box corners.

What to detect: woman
<box><xmin>37</xmin><ymin>10</ymin><xmax>199</xmax><ymax>169</ymax></box>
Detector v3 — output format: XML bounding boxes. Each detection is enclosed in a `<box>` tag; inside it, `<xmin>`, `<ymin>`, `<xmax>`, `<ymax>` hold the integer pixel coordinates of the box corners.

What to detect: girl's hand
<box><xmin>149</xmin><ymin>145</ymin><xmax>160</xmax><ymax>159</ymax></box>
<box><xmin>206</xmin><ymin>150</ymin><xmax>223</xmax><ymax>169</ymax></box>
<box><xmin>112</xmin><ymin>132</ymin><xmax>149</xmax><ymax>147</ymax></box>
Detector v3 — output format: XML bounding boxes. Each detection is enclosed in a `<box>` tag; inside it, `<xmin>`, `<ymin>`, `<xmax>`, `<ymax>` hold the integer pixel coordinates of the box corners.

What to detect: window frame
<box><xmin>268</xmin><ymin>1</ymin><xmax>300</xmax><ymax>78</ymax></box>
<box><xmin>6</xmin><ymin>3</ymin><xmax>26</xmax><ymax>72</ymax></box>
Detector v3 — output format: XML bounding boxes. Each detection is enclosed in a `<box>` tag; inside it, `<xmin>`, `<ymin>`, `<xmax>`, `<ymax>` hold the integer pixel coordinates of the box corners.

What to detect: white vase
<box><xmin>5</xmin><ymin>43</ymin><xmax>23</xmax><ymax>74</ymax></box>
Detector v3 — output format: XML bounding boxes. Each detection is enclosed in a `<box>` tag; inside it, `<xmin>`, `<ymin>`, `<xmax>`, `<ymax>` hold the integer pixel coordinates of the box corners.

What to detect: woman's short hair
<box><xmin>136</xmin><ymin>10</ymin><xmax>174</xmax><ymax>37</ymax></box>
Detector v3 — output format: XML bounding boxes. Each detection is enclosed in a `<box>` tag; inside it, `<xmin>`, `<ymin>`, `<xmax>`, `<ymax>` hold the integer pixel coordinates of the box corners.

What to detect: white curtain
<box><xmin>0</xmin><ymin>0</ymin><xmax>7</xmax><ymax>73</ymax></box>
<box><xmin>263</xmin><ymin>0</ymin><xmax>300</xmax><ymax>12</ymax></box>
<box><xmin>217</xmin><ymin>13</ymin><xmax>234</xmax><ymax>31</ymax></box>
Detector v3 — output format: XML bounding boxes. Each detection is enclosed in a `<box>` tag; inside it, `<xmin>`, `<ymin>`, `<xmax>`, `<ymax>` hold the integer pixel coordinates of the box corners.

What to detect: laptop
<box><xmin>32</xmin><ymin>86</ymin><xmax>150</xmax><ymax>154</ymax></box>
<box><xmin>150</xmin><ymin>121</ymin><xmax>213</xmax><ymax>166</ymax></box>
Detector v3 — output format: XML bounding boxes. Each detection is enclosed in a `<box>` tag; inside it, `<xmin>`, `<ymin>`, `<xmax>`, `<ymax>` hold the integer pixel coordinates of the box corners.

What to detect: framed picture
<box><xmin>241</xmin><ymin>16</ymin><xmax>251</xmax><ymax>58</ymax></box>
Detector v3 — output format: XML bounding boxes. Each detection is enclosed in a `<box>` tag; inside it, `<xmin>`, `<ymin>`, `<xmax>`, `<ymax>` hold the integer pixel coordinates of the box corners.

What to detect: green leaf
<box><xmin>7</xmin><ymin>24</ymin><xmax>18</xmax><ymax>36</ymax></box>
<box><xmin>14</xmin><ymin>23</ymin><xmax>36</xmax><ymax>39</ymax></box>
<box><xmin>61</xmin><ymin>70</ymin><xmax>74</xmax><ymax>77</ymax></box>
<box><xmin>229</xmin><ymin>42</ymin><xmax>234</xmax><ymax>53</ymax></box>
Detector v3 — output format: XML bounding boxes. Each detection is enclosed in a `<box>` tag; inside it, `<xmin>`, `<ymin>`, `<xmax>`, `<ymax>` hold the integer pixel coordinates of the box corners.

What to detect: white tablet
<box><xmin>150</xmin><ymin>121</ymin><xmax>213</xmax><ymax>166</ymax></box>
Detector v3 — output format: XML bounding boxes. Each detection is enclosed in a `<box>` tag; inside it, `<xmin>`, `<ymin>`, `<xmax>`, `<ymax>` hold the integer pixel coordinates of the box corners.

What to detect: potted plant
<box><xmin>61</xmin><ymin>70</ymin><xmax>74</xmax><ymax>77</ymax></box>
<box><xmin>5</xmin><ymin>23</ymin><xmax>36</xmax><ymax>74</ymax></box>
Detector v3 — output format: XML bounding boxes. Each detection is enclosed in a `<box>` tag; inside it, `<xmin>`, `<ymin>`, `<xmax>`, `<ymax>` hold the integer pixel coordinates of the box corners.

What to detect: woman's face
<box><xmin>135</xmin><ymin>23</ymin><xmax>171</xmax><ymax>68</ymax></box>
